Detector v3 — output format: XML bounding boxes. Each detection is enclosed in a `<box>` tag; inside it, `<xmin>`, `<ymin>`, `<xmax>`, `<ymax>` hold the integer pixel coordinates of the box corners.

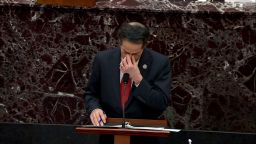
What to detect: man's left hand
<box><xmin>120</xmin><ymin>55</ymin><xmax>142</xmax><ymax>85</ymax></box>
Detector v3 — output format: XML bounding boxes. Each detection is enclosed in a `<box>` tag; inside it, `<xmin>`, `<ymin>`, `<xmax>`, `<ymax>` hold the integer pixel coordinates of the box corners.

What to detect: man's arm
<box><xmin>120</xmin><ymin>55</ymin><xmax>171</xmax><ymax>111</ymax></box>
<box><xmin>84</xmin><ymin>55</ymin><xmax>107</xmax><ymax>126</ymax></box>
<box><xmin>85</xmin><ymin>55</ymin><xmax>101</xmax><ymax>113</ymax></box>
<box><xmin>133</xmin><ymin>58</ymin><xmax>171</xmax><ymax>111</ymax></box>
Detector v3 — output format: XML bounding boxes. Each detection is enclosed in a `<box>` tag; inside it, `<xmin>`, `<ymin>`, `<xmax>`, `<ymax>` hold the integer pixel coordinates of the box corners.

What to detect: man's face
<box><xmin>120</xmin><ymin>40</ymin><xmax>144</xmax><ymax>61</ymax></box>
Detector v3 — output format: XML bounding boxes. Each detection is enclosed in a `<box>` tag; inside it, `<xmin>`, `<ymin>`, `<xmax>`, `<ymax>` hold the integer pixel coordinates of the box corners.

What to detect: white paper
<box><xmin>125</xmin><ymin>124</ymin><xmax>181</xmax><ymax>132</ymax></box>
<box><xmin>83</xmin><ymin>124</ymin><xmax>181</xmax><ymax>132</ymax></box>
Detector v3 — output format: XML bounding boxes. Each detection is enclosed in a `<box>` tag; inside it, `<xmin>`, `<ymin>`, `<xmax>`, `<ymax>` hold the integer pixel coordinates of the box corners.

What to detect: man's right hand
<box><xmin>90</xmin><ymin>108</ymin><xmax>107</xmax><ymax>126</ymax></box>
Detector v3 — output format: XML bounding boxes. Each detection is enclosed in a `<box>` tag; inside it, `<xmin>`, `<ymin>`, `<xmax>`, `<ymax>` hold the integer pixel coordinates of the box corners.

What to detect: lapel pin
<box><xmin>142</xmin><ymin>64</ymin><xmax>147</xmax><ymax>69</ymax></box>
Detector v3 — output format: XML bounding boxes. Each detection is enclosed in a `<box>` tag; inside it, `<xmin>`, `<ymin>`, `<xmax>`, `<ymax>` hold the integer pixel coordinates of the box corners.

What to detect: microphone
<box><xmin>122</xmin><ymin>73</ymin><xmax>129</xmax><ymax>128</ymax></box>
<box><xmin>123</xmin><ymin>73</ymin><xmax>129</xmax><ymax>84</ymax></box>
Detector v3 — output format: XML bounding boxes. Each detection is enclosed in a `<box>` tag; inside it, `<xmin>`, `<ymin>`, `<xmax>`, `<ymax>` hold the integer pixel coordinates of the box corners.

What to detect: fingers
<box><xmin>120</xmin><ymin>57</ymin><xmax>128</xmax><ymax>72</ymax></box>
<box><xmin>131</xmin><ymin>55</ymin><xmax>136</xmax><ymax>64</ymax></box>
<box><xmin>120</xmin><ymin>55</ymin><xmax>133</xmax><ymax>69</ymax></box>
<box><xmin>90</xmin><ymin>112</ymin><xmax>98</xmax><ymax>126</ymax></box>
<box><xmin>98</xmin><ymin>111</ymin><xmax>107</xmax><ymax>126</ymax></box>
<box><xmin>123</xmin><ymin>56</ymin><xmax>128</xmax><ymax>68</ymax></box>
<box><xmin>91</xmin><ymin>111</ymin><xmax>100</xmax><ymax>126</ymax></box>
<box><xmin>90</xmin><ymin>109</ymin><xmax>107</xmax><ymax>126</ymax></box>
<box><xmin>120</xmin><ymin>55</ymin><xmax>136</xmax><ymax>74</ymax></box>
<box><xmin>120</xmin><ymin>57</ymin><xmax>126</xmax><ymax>73</ymax></box>
<box><xmin>126</xmin><ymin>55</ymin><xmax>133</xmax><ymax>65</ymax></box>
<box><xmin>120</xmin><ymin>66</ymin><xmax>125</xmax><ymax>73</ymax></box>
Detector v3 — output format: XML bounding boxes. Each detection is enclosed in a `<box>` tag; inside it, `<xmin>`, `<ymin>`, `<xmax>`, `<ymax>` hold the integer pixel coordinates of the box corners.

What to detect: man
<box><xmin>85</xmin><ymin>22</ymin><xmax>171</xmax><ymax>144</ymax></box>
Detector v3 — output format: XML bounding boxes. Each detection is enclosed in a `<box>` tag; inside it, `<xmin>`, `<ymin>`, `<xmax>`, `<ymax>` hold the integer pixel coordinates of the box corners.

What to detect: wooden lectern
<box><xmin>37</xmin><ymin>0</ymin><xmax>96</xmax><ymax>7</ymax></box>
<box><xmin>76</xmin><ymin>118</ymin><xmax>170</xmax><ymax>144</ymax></box>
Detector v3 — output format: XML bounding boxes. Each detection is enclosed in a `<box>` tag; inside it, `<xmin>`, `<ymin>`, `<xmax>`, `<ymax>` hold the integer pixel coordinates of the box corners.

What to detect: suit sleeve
<box><xmin>133</xmin><ymin>57</ymin><xmax>171</xmax><ymax>111</ymax></box>
<box><xmin>84</xmin><ymin>55</ymin><xmax>102</xmax><ymax>114</ymax></box>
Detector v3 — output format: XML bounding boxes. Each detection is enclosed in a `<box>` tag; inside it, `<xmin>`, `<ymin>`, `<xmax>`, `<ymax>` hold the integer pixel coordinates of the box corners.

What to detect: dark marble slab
<box><xmin>0</xmin><ymin>0</ymin><xmax>256</xmax><ymax>134</ymax></box>
<box><xmin>95</xmin><ymin>0</ymin><xmax>256</xmax><ymax>13</ymax></box>
<box><xmin>1</xmin><ymin>0</ymin><xmax>256</xmax><ymax>13</ymax></box>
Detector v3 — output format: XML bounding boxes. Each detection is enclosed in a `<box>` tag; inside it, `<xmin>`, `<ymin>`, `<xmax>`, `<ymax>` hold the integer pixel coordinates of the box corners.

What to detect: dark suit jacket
<box><xmin>85</xmin><ymin>48</ymin><xmax>171</xmax><ymax>119</ymax></box>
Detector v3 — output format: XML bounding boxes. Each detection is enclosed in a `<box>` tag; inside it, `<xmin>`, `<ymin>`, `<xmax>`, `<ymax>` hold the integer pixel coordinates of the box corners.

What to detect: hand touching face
<box><xmin>120</xmin><ymin>55</ymin><xmax>143</xmax><ymax>85</ymax></box>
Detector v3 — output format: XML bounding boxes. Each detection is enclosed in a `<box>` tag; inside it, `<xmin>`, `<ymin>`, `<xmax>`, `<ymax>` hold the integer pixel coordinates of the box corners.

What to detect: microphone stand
<box><xmin>121</xmin><ymin>73</ymin><xmax>129</xmax><ymax>128</ymax></box>
<box><xmin>122</xmin><ymin>83</ymin><xmax>127</xmax><ymax>128</ymax></box>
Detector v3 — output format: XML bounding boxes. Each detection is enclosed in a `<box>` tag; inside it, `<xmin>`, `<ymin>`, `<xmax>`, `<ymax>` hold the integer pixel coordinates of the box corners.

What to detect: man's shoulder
<box><xmin>96</xmin><ymin>48</ymin><xmax>119</xmax><ymax>60</ymax></box>
<box><xmin>96</xmin><ymin>48</ymin><xmax>119</xmax><ymax>58</ymax></box>
<box><xmin>145</xmin><ymin>48</ymin><xmax>168</xmax><ymax>61</ymax></box>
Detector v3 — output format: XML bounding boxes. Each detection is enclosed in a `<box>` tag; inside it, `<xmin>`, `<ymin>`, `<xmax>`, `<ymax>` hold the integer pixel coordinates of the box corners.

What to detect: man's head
<box><xmin>118</xmin><ymin>22</ymin><xmax>150</xmax><ymax>61</ymax></box>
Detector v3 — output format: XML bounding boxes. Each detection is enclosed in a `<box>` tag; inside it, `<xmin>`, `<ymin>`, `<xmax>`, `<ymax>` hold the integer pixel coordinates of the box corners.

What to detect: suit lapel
<box><xmin>137</xmin><ymin>48</ymin><xmax>152</xmax><ymax>80</ymax></box>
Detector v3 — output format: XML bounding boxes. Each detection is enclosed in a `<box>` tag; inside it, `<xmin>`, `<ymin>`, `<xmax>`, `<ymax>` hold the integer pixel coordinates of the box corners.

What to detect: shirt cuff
<box><xmin>134</xmin><ymin>80</ymin><xmax>141</xmax><ymax>87</ymax></box>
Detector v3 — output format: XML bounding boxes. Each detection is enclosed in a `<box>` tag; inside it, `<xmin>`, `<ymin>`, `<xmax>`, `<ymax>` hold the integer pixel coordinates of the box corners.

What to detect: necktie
<box><xmin>120</xmin><ymin>77</ymin><xmax>131</xmax><ymax>108</ymax></box>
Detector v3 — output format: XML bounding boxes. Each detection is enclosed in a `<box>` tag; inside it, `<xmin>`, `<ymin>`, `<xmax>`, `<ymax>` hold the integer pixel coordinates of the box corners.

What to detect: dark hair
<box><xmin>118</xmin><ymin>22</ymin><xmax>150</xmax><ymax>45</ymax></box>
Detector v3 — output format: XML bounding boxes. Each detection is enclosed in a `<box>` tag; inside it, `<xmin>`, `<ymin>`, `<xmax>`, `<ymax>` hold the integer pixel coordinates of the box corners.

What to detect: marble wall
<box><xmin>0</xmin><ymin>0</ymin><xmax>256</xmax><ymax>133</ymax></box>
